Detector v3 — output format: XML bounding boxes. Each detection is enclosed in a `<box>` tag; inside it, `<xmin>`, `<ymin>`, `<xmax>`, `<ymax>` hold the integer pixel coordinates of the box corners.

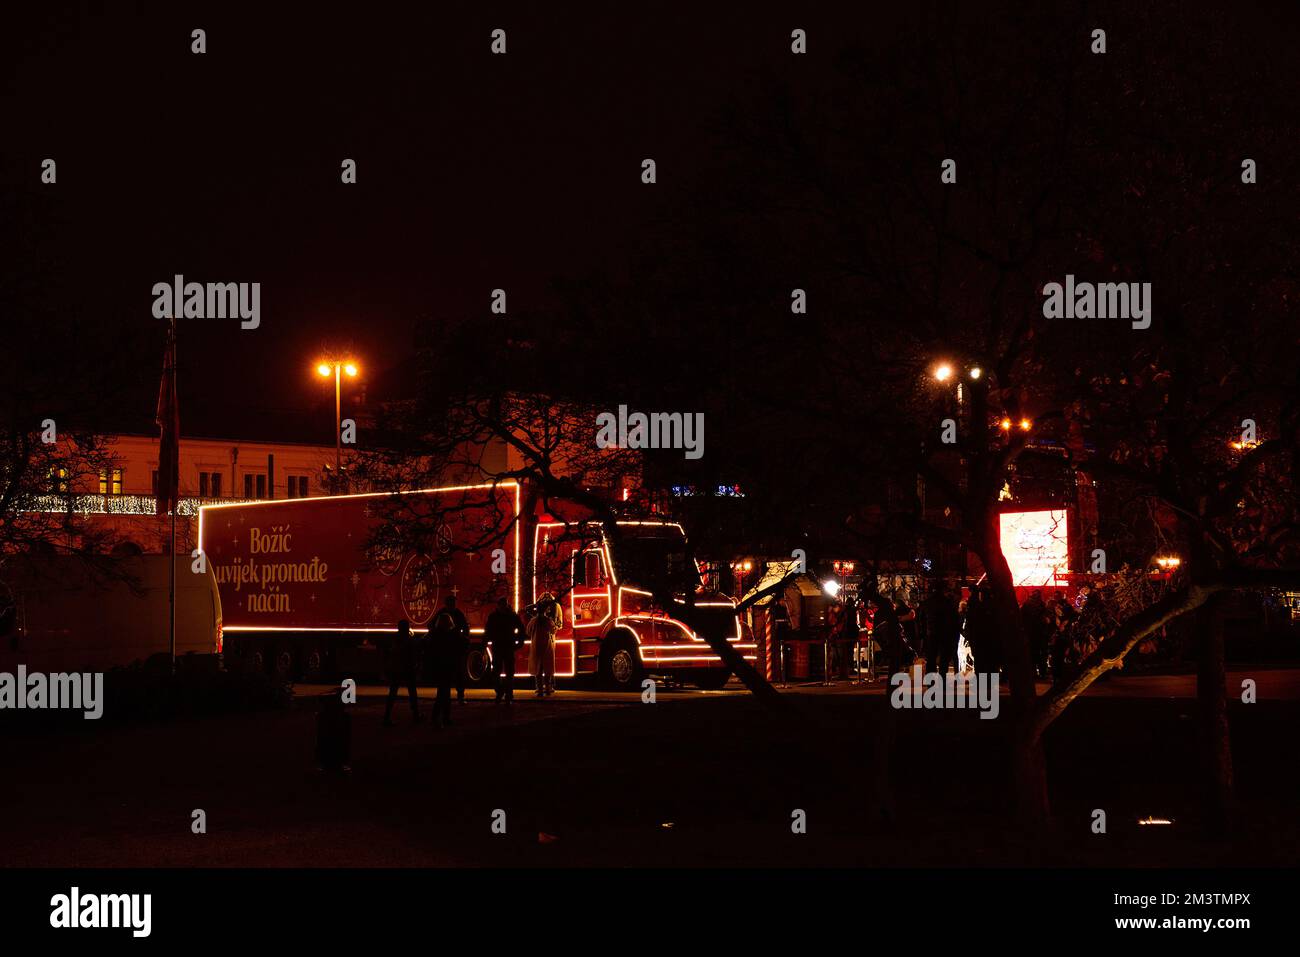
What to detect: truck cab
<box><xmin>531</xmin><ymin>519</ymin><xmax>750</xmax><ymax>689</ymax></box>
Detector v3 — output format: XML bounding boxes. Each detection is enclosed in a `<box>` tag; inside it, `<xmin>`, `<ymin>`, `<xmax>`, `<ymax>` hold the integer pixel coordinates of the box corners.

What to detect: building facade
<box><xmin>33</xmin><ymin>433</ymin><xmax>342</xmax><ymax>556</ymax></box>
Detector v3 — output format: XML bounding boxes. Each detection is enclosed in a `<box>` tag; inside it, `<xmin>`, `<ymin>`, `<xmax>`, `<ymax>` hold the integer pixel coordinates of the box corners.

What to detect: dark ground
<box><xmin>2</xmin><ymin>679</ymin><xmax>1298</xmax><ymax>868</ymax></box>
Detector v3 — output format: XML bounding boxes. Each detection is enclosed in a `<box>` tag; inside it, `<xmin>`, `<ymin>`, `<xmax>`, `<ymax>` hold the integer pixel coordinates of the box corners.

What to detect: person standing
<box><xmin>823</xmin><ymin>600</ymin><xmax>842</xmax><ymax>683</ymax></box>
<box><xmin>526</xmin><ymin>592</ymin><xmax>562</xmax><ymax>696</ymax></box>
<box><xmin>920</xmin><ymin>581</ymin><xmax>962</xmax><ymax>677</ymax></box>
<box><xmin>486</xmin><ymin>597</ymin><xmax>525</xmax><ymax>703</ymax></box>
<box><xmin>428</xmin><ymin>596</ymin><xmax>468</xmax><ymax>727</ymax></box>
<box><xmin>382</xmin><ymin>619</ymin><xmax>421</xmax><ymax>726</ymax></box>
<box><xmin>838</xmin><ymin>596</ymin><xmax>860</xmax><ymax>678</ymax></box>
<box><xmin>1020</xmin><ymin>589</ymin><xmax>1052</xmax><ymax>680</ymax></box>
<box><xmin>896</xmin><ymin>596</ymin><xmax>919</xmax><ymax>668</ymax></box>
<box><xmin>429</xmin><ymin>595</ymin><xmax>470</xmax><ymax>704</ymax></box>
<box><xmin>963</xmin><ymin>584</ymin><xmax>995</xmax><ymax>676</ymax></box>
<box><xmin>1075</xmin><ymin>587</ymin><xmax>1111</xmax><ymax>665</ymax></box>
<box><xmin>1049</xmin><ymin>592</ymin><xmax>1078</xmax><ymax>686</ymax></box>
<box><xmin>769</xmin><ymin>591</ymin><xmax>792</xmax><ymax>686</ymax></box>
<box><xmin>871</xmin><ymin>593</ymin><xmax>905</xmax><ymax>678</ymax></box>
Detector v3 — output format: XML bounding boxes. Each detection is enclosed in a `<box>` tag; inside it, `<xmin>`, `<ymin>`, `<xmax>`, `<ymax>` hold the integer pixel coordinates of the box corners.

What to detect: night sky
<box><xmin>3</xmin><ymin>3</ymin><xmax>813</xmax><ymax>435</ymax></box>
<box><xmin>4</xmin><ymin>2</ymin><xmax>1298</xmax><ymax>442</ymax></box>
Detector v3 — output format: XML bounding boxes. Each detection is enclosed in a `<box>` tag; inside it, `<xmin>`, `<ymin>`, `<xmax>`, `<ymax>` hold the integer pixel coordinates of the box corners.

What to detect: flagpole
<box><xmin>169</xmin><ymin>316</ymin><xmax>177</xmax><ymax>673</ymax></box>
<box><xmin>170</xmin><ymin>502</ymin><xmax>176</xmax><ymax>671</ymax></box>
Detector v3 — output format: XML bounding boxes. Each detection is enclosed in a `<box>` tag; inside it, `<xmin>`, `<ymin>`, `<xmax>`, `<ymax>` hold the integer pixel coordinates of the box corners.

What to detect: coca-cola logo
<box><xmin>401</xmin><ymin>554</ymin><xmax>439</xmax><ymax>624</ymax></box>
<box><xmin>368</xmin><ymin>539</ymin><xmax>404</xmax><ymax>577</ymax></box>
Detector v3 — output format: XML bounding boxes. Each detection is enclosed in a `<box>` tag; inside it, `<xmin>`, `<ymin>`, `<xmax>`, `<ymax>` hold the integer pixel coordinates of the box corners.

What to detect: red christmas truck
<box><xmin>197</xmin><ymin>481</ymin><xmax>751</xmax><ymax>688</ymax></box>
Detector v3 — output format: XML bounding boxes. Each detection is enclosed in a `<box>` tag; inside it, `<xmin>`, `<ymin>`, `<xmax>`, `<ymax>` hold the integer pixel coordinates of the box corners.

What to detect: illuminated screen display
<box><xmin>999</xmin><ymin>509</ymin><xmax>1069</xmax><ymax>587</ymax></box>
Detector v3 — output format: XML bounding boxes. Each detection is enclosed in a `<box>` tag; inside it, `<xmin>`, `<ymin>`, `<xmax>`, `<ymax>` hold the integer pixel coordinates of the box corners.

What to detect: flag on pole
<box><xmin>155</xmin><ymin>316</ymin><xmax>180</xmax><ymax>516</ymax></box>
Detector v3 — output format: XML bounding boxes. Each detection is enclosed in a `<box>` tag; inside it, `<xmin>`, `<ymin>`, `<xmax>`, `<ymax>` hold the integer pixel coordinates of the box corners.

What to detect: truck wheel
<box><xmin>272</xmin><ymin>646</ymin><xmax>295</xmax><ymax>681</ymax></box>
<box><xmin>243</xmin><ymin>645</ymin><xmax>266</xmax><ymax>675</ymax></box>
<box><xmin>600</xmin><ymin>634</ymin><xmax>643</xmax><ymax>690</ymax></box>
<box><xmin>465</xmin><ymin>646</ymin><xmax>491</xmax><ymax>685</ymax></box>
<box><xmin>302</xmin><ymin>643</ymin><xmax>325</xmax><ymax>681</ymax></box>
<box><xmin>693</xmin><ymin>669</ymin><xmax>732</xmax><ymax>690</ymax></box>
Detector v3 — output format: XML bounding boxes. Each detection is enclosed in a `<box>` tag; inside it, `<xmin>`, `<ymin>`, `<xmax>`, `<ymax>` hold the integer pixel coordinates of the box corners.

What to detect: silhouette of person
<box><xmin>486</xmin><ymin>597</ymin><xmax>525</xmax><ymax>702</ymax></box>
<box><xmin>382</xmin><ymin>618</ymin><xmax>421</xmax><ymax>726</ymax></box>
<box><xmin>872</xmin><ymin>594</ymin><xmax>906</xmax><ymax>678</ymax></box>
<box><xmin>838</xmin><ymin>596</ymin><xmax>860</xmax><ymax>677</ymax></box>
<box><xmin>896</xmin><ymin>597</ymin><xmax>919</xmax><ymax>668</ymax></box>
<box><xmin>428</xmin><ymin>596</ymin><xmax>469</xmax><ymax>726</ymax></box>
<box><xmin>429</xmin><ymin>595</ymin><xmax>470</xmax><ymax>705</ymax></box>
<box><xmin>921</xmin><ymin>581</ymin><xmax>961</xmax><ymax>677</ymax></box>
<box><xmin>769</xmin><ymin>591</ymin><xmax>792</xmax><ymax>684</ymax></box>
<box><xmin>1020</xmin><ymin>589</ymin><xmax>1052</xmax><ymax>679</ymax></box>
<box><xmin>963</xmin><ymin>584</ymin><xmax>997</xmax><ymax>675</ymax></box>
<box><xmin>527</xmin><ymin>592</ymin><xmax>562</xmax><ymax>696</ymax></box>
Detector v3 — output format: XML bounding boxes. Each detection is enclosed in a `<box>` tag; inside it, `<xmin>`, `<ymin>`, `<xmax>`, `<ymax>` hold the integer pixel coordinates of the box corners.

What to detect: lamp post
<box><xmin>930</xmin><ymin>361</ymin><xmax>988</xmax><ymax>581</ymax></box>
<box><xmin>317</xmin><ymin>359</ymin><xmax>358</xmax><ymax>493</ymax></box>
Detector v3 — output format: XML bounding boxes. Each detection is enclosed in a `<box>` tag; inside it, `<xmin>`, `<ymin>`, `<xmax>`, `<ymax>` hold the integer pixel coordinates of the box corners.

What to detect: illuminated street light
<box><xmin>933</xmin><ymin>363</ymin><xmax>954</xmax><ymax>382</ymax></box>
<box><xmin>316</xmin><ymin>357</ymin><xmax>360</xmax><ymax>493</ymax></box>
<box><xmin>1019</xmin><ymin>418</ymin><xmax>1032</xmax><ymax>431</ymax></box>
<box><xmin>1000</xmin><ymin>418</ymin><xmax>1013</xmax><ymax>431</ymax></box>
<box><xmin>969</xmin><ymin>367</ymin><xmax>982</xmax><ymax>380</ymax></box>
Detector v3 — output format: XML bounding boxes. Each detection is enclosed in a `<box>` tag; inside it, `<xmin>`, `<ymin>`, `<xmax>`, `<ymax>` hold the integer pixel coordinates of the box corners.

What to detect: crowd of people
<box><xmin>375</xmin><ymin>577</ymin><xmax>1123</xmax><ymax>729</ymax></box>
<box><xmin>772</xmin><ymin>579</ymin><xmax>1119</xmax><ymax>686</ymax></box>
<box><xmin>380</xmin><ymin>591</ymin><xmax>565</xmax><ymax>729</ymax></box>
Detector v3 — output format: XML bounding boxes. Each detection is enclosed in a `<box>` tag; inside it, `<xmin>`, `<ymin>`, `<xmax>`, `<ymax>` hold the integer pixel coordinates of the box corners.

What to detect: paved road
<box><xmin>298</xmin><ymin>666</ymin><xmax>1300</xmax><ymax>702</ymax></box>
<box><xmin>4</xmin><ymin>668</ymin><xmax>1297</xmax><ymax>867</ymax></box>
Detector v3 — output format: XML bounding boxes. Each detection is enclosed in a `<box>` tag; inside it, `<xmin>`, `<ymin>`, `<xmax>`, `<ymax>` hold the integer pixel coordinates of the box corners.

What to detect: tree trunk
<box><xmin>1195</xmin><ymin>593</ymin><xmax>1234</xmax><ymax>837</ymax></box>
<box><xmin>974</xmin><ymin>516</ymin><xmax>1052</xmax><ymax>826</ymax></box>
<box><xmin>677</xmin><ymin>585</ymin><xmax>790</xmax><ymax>711</ymax></box>
<box><xmin>1013</xmin><ymin>727</ymin><xmax>1051</xmax><ymax>831</ymax></box>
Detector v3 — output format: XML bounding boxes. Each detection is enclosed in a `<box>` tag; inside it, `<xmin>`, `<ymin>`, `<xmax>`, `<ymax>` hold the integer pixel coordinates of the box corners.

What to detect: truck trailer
<box><xmin>198</xmin><ymin>481</ymin><xmax>752</xmax><ymax>689</ymax></box>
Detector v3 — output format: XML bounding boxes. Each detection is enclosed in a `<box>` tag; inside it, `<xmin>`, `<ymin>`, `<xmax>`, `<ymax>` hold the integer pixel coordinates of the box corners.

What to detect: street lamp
<box><xmin>933</xmin><ymin>363</ymin><xmax>954</xmax><ymax>382</ymax></box>
<box><xmin>317</xmin><ymin>358</ymin><xmax>359</xmax><ymax>493</ymax></box>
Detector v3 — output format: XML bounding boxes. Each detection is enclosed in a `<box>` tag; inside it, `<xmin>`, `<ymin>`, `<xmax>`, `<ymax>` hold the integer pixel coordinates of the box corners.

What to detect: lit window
<box><xmin>99</xmin><ymin>468</ymin><xmax>123</xmax><ymax>495</ymax></box>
